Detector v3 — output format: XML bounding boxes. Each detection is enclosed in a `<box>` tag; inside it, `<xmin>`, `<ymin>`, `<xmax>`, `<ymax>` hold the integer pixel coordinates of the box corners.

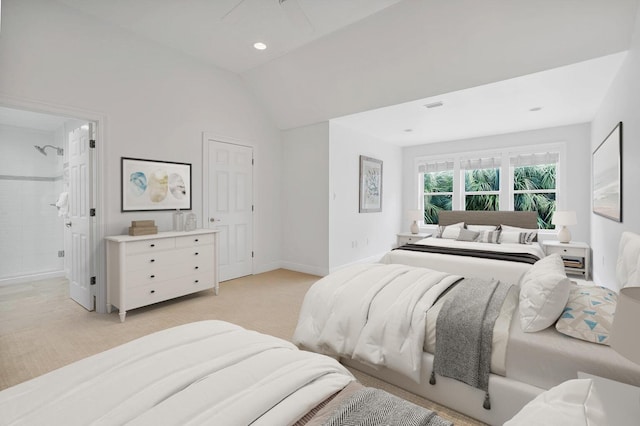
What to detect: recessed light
<box><xmin>253</xmin><ymin>42</ymin><xmax>267</xmax><ymax>50</ymax></box>
<box><xmin>529</xmin><ymin>106</ymin><xmax>543</xmax><ymax>112</ymax></box>
<box><xmin>424</xmin><ymin>101</ymin><xmax>444</xmax><ymax>109</ymax></box>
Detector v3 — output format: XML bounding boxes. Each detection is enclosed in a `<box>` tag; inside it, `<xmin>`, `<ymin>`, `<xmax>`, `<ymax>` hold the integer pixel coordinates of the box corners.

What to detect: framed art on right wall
<box><xmin>593</xmin><ymin>121</ymin><xmax>622</xmax><ymax>222</ymax></box>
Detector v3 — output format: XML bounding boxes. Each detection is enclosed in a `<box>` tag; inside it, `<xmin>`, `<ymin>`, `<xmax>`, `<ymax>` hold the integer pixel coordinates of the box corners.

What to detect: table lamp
<box><xmin>552</xmin><ymin>211</ymin><xmax>577</xmax><ymax>243</ymax></box>
<box><xmin>408</xmin><ymin>209</ymin><xmax>422</xmax><ymax>234</ymax></box>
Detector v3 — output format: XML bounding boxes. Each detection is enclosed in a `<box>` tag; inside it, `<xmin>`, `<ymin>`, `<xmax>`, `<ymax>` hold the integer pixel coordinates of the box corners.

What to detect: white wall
<box><xmin>591</xmin><ymin>5</ymin><xmax>640</xmax><ymax>289</ymax></box>
<box><xmin>0</xmin><ymin>0</ymin><xmax>283</xmax><ymax>280</ymax></box>
<box><xmin>0</xmin><ymin>124</ymin><xmax>65</xmax><ymax>280</ymax></box>
<box><xmin>281</xmin><ymin>123</ymin><xmax>330</xmax><ymax>276</ymax></box>
<box><xmin>329</xmin><ymin>123</ymin><xmax>402</xmax><ymax>271</ymax></box>
<box><xmin>402</xmin><ymin>123</ymin><xmax>593</xmax><ymax>243</ymax></box>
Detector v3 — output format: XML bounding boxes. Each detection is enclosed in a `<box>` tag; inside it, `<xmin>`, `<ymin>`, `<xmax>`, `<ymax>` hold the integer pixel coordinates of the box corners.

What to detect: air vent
<box><xmin>424</xmin><ymin>101</ymin><xmax>444</xmax><ymax>109</ymax></box>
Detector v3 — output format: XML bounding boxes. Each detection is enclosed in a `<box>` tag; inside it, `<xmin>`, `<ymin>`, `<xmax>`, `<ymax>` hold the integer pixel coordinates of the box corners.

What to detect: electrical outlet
<box><xmin>58</xmin><ymin>250</ymin><xmax>65</xmax><ymax>258</ymax></box>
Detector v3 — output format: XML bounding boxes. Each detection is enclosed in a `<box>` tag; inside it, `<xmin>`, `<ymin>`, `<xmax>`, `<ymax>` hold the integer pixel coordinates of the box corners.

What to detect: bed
<box><xmin>293</xmin><ymin>224</ymin><xmax>640</xmax><ymax>425</ymax></box>
<box><xmin>0</xmin><ymin>320</ymin><xmax>453</xmax><ymax>426</ymax></box>
<box><xmin>381</xmin><ymin>211</ymin><xmax>543</xmax><ymax>284</ymax></box>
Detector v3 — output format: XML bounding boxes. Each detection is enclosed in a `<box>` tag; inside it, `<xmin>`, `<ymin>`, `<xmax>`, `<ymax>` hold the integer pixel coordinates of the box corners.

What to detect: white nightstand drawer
<box><xmin>546</xmin><ymin>245</ymin><xmax>584</xmax><ymax>257</ymax></box>
<box><xmin>397</xmin><ymin>233</ymin><xmax>431</xmax><ymax>246</ymax></box>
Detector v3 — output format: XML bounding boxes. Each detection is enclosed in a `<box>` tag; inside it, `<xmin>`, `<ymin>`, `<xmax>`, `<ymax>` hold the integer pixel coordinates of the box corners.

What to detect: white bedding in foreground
<box><xmin>293</xmin><ymin>263</ymin><xmax>461</xmax><ymax>382</ymax></box>
<box><xmin>0</xmin><ymin>321</ymin><xmax>354</xmax><ymax>426</ymax></box>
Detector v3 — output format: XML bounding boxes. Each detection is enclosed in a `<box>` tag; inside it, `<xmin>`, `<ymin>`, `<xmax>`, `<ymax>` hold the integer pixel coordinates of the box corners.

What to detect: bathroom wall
<box><xmin>0</xmin><ymin>123</ymin><xmax>65</xmax><ymax>282</ymax></box>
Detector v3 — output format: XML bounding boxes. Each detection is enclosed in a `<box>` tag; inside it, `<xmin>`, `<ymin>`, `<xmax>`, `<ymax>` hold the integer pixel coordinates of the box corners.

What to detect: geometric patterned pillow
<box><xmin>555</xmin><ymin>284</ymin><xmax>617</xmax><ymax>345</ymax></box>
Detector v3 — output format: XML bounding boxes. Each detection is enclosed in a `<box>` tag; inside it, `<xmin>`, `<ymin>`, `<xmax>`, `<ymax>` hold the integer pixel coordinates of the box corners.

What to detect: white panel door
<box><xmin>206</xmin><ymin>141</ymin><xmax>253</xmax><ymax>281</ymax></box>
<box><xmin>68</xmin><ymin>124</ymin><xmax>94</xmax><ymax>310</ymax></box>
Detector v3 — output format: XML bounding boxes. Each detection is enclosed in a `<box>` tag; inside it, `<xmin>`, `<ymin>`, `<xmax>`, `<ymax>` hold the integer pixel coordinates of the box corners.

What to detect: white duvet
<box><xmin>0</xmin><ymin>321</ymin><xmax>354</xmax><ymax>426</ymax></box>
<box><xmin>293</xmin><ymin>263</ymin><xmax>461</xmax><ymax>382</ymax></box>
<box><xmin>381</xmin><ymin>238</ymin><xmax>544</xmax><ymax>285</ymax></box>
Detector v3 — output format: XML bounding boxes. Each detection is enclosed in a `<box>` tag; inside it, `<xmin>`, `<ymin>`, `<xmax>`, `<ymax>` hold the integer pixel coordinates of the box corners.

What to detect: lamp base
<box><xmin>410</xmin><ymin>221</ymin><xmax>419</xmax><ymax>234</ymax></box>
<box><xmin>557</xmin><ymin>226</ymin><xmax>571</xmax><ymax>243</ymax></box>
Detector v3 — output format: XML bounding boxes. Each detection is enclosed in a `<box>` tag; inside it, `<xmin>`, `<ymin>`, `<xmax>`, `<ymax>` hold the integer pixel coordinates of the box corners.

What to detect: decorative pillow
<box><xmin>456</xmin><ymin>228</ymin><xmax>480</xmax><ymax>242</ymax></box>
<box><xmin>466</xmin><ymin>224</ymin><xmax>497</xmax><ymax>232</ymax></box>
<box><xmin>555</xmin><ymin>284</ymin><xmax>617</xmax><ymax>345</ymax></box>
<box><xmin>436</xmin><ymin>222</ymin><xmax>464</xmax><ymax>239</ymax></box>
<box><xmin>519</xmin><ymin>254</ymin><xmax>571</xmax><ymax>332</ymax></box>
<box><xmin>504</xmin><ymin>379</ymin><xmax>606</xmax><ymax>426</ymax></box>
<box><xmin>499</xmin><ymin>225</ymin><xmax>537</xmax><ymax>244</ymax></box>
<box><xmin>476</xmin><ymin>229</ymin><xmax>501</xmax><ymax>243</ymax></box>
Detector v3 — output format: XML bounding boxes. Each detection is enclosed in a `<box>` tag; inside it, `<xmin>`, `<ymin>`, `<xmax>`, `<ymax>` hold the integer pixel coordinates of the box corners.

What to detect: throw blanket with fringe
<box><xmin>321</xmin><ymin>387</ymin><xmax>453</xmax><ymax>426</ymax></box>
<box><xmin>430</xmin><ymin>278</ymin><xmax>512</xmax><ymax>410</ymax></box>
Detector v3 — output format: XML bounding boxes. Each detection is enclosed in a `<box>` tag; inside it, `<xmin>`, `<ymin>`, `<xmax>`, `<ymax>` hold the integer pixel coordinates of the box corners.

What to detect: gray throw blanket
<box><xmin>430</xmin><ymin>278</ymin><xmax>512</xmax><ymax>410</ymax></box>
<box><xmin>322</xmin><ymin>387</ymin><xmax>452</xmax><ymax>426</ymax></box>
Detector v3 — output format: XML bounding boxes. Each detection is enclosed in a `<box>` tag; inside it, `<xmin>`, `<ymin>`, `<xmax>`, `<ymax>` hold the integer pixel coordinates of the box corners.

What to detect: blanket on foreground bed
<box><xmin>293</xmin><ymin>263</ymin><xmax>462</xmax><ymax>382</ymax></box>
<box><xmin>0</xmin><ymin>321</ymin><xmax>355</xmax><ymax>426</ymax></box>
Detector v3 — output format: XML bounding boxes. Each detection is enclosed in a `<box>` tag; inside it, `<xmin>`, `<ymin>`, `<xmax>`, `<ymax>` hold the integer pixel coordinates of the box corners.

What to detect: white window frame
<box><xmin>415</xmin><ymin>142</ymin><xmax>566</xmax><ymax>228</ymax></box>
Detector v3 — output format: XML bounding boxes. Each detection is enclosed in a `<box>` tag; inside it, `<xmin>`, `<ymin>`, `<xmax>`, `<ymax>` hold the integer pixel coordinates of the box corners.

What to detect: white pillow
<box><xmin>500</xmin><ymin>224</ymin><xmax>538</xmax><ymax>244</ymax></box>
<box><xmin>519</xmin><ymin>254</ymin><xmax>571</xmax><ymax>332</ymax></box>
<box><xmin>436</xmin><ymin>222</ymin><xmax>464</xmax><ymax>239</ymax></box>
<box><xmin>476</xmin><ymin>229</ymin><xmax>501</xmax><ymax>243</ymax></box>
<box><xmin>504</xmin><ymin>379</ymin><xmax>606</xmax><ymax>426</ymax></box>
<box><xmin>466</xmin><ymin>224</ymin><xmax>497</xmax><ymax>232</ymax></box>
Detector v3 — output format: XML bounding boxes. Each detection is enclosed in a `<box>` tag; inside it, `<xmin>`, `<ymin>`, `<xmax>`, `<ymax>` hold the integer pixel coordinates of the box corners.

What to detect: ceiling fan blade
<box><xmin>279</xmin><ymin>0</ymin><xmax>313</xmax><ymax>32</ymax></box>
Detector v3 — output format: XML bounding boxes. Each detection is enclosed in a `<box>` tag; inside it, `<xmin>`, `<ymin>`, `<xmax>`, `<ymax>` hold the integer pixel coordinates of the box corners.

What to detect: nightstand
<box><xmin>577</xmin><ymin>372</ymin><xmax>640</xmax><ymax>426</ymax></box>
<box><xmin>397</xmin><ymin>232</ymin><xmax>431</xmax><ymax>247</ymax></box>
<box><xmin>542</xmin><ymin>240</ymin><xmax>591</xmax><ymax>280</ymax></box>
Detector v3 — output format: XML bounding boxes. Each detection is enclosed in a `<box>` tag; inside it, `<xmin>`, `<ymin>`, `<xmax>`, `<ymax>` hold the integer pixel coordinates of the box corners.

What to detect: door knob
<box><xmin>209</xmin><ymin>218</ymin><xmax>221</xmax><ymax>223</ymax></box>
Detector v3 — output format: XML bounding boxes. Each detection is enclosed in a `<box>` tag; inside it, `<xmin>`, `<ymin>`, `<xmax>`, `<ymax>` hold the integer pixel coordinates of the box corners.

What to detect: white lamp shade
<box><xmin>552</xmin><ymin>211</ymin><xmax>577</xmax><ymax>226</ymax></box>
<box><xmin>407</xmin><ymin>209</ymin><xmax>422</xmax><ymax>221</ymax></box>
<box><xmin>610</xmin><ymin>287</ymin><xmax>640</xmax><ymax>365</ymax></box>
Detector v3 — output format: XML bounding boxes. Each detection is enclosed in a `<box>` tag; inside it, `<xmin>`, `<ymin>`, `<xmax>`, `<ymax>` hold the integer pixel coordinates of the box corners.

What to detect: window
<box><xmin>420</xmin><ymin>160</ymin><xmax>453</xmax><ymax>224</ymax></box>
<box><xmin>461</xmin><ymin>156</ymin><xmax>501</xmax><ymax>212</ymax></box>
<box><xmin>511</xmin><ymin>153</ymin><xmax>558</xmax><ymax>229</ymax></box>
<box><xmin>417</xmin><ymin>146</ymin><xmax>562</xmax><ymax>229</ymax></box>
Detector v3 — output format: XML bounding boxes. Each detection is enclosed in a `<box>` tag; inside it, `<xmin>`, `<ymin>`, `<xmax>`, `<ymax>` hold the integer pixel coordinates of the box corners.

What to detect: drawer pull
<box><xmin>150</xmin><ymin>244</ymin><xmax>155</xmax><ymax>248</ymax></box>
<box><xmin>195</xmin><ymin>239</ymin><xmax>199</xmax><ymax>242</ymax></box>
<box><xmin>150</xmin><ymin>259</ymin><xmax>155</xmax><ymax>263</ymax></box>
<box><xmin>194</xmin><ymin>266</ymin><xmax>199</xmax><ymax>270</ymax></box>
<box><xmin>150</xmin><ymin>290</ymin><xmax>155</xmax><ymax>294</ymax></box>
<box><xmin>194</xmin><ymin>280</ymin><xmax>199</xmax><ymax>284</ymax></box>
<box><xmin>195</xmin><ymin>252</ymin><xmax>199</xmax><ymax>256</ymax></box>
<box><xmin>150</xmin><ymin>275</ymin><xmax>155</xmax><ymax>278</ymax></box>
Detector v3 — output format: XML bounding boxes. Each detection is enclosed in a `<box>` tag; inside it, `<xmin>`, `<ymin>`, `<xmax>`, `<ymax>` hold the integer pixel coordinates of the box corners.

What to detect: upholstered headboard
<box><xmin>438</xmin><ymin>210</ymin><xmax>539</xmax><ymax>229</ymax></box>
<box><xmin>616</xmin><ymin>231</ymin><xmax>640</xmax><ymax>288</ymax></box>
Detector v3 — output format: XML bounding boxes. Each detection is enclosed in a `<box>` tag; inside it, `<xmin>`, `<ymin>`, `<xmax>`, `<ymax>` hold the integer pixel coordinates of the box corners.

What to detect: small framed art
<box><xmin>359</xmin><ymin>155</ymin><xmax>383</xmax><ymax>213</ymax></box>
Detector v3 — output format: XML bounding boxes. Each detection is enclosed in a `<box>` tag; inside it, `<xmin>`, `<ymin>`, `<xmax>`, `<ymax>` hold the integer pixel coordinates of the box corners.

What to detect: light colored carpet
<box><xmin>0</xmin><ymin>270</ymin><xmax>485</xmax><ymax>425</ymax></box>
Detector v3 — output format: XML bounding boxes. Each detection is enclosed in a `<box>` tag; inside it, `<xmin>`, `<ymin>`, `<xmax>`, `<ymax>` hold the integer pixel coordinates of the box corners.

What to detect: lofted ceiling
<box><xmin>50</xmin><ymin>0</ymin><xmax>640</xmax><ymax>145</ymax></box>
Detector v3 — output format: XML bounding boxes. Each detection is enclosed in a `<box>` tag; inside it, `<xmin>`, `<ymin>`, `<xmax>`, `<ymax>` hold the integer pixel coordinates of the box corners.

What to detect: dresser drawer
<box><xmin>126</xmin><ymin>238</ymin><xmax>176</xmax><ymax>254</ymax></box>
<box><xmin>126</xmin><ymin>272</ymin><xmax>214</xmax><ymax>310</ymax></box>
<box><xmin>176</xmin><ymin>233</ymin><xmax>215</xmax><ymax>248</ymax></box>
<box><xmin>126</xmin><ymin>245</ymin><xmax>214</xmax><ymax>272</ymax></box>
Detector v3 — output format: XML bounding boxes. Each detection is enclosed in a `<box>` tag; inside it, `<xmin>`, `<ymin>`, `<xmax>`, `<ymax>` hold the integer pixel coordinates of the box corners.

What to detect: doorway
<box><xmin>202</xmin><ymin>135</ymin><xmax>254</xmax><ymax>282</ymax></box>
<box><xmin>0</xmin><ymin>106</ymin><xmax>98</xmax><ymax>311</ymax></box>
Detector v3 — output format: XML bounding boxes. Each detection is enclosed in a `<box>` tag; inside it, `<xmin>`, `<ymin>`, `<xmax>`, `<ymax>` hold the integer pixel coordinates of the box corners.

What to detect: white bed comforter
<box><xmin>0</xmin><ymin>321</ymin><xmax>354</xmax><ymax>426</ymax></box>
<box><xmin>293</xmin><ymin>263</ymin><xmax>461</xmax><ymax>382</ymax></box>
<box><xmin>381</xmin><ymin>238</ymin><xmax>544</xmax><ymax>285</ymax></box>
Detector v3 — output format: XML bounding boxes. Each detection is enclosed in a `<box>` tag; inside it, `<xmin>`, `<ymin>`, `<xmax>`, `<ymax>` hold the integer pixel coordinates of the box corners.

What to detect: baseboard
<box><xmin>279</xmin><ymin>262</ymin><xmax>329</xmax><ymax>277</ymax></box>
<box><xmin>0</xmin><ymin>270</ymin><xmax>67</xmax><ymax>287</ymax></box>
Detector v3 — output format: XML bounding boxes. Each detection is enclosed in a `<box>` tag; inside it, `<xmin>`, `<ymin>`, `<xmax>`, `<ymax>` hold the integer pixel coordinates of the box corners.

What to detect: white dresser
<box><xmin>106</xmin><ymin>229</ymin><xmax>219</xmax><ymax>322</ymax></box>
